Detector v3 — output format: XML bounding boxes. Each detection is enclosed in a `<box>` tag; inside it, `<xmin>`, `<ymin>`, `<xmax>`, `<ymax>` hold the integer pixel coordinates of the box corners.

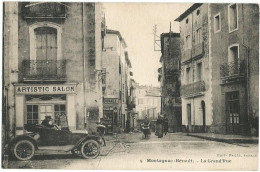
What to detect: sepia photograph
<box><xmin>1</xmin><ymin>1</ymin><xmax>259</xmax><ymax>170</ymax></box>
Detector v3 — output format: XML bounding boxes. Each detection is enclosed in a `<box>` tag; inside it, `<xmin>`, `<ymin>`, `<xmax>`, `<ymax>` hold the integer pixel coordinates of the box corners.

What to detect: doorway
<box><xmin>201</xmin><ymin>101</ymin><xmax>206</xmax><ymax>132</ymax></box>
<box><xmin>187</xmin><ymin>104</ymin><xmax>191</xmax><ymax>132</ymax></box>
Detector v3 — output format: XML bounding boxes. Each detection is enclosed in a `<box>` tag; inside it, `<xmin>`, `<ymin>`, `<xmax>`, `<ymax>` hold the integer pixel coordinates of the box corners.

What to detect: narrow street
<box><xmin>8</xmin><ymin>132</ymin><xmax>258</xmax><ymax>170</ymax></box>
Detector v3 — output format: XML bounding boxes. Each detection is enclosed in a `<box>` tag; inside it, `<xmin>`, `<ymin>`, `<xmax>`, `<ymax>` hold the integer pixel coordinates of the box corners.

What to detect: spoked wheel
<box><xmin>81</xmin><ymin>140</ymin><xmax>100</xmax><ymax>159</ymax></box>
<box><xmin>13</xmin><ymin>140</ymin><xmax>35</xmax><ymax>161</ymax></box>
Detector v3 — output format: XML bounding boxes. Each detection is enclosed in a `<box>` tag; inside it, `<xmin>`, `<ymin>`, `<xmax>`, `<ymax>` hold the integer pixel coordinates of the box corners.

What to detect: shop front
<box><xmin>102</xmin><ymin>98</ymin><xmax>119</xmax><ymax>133</ymax></box>
<box><xmin>14</xmin><ymin>83</ymin><xmax>77</xmax><ymax>135</ymax></box>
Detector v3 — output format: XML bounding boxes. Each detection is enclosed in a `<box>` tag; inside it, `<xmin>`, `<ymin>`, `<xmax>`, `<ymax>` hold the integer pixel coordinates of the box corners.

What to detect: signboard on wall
<box><xmin>103</xmin><ymin>98</ymin><xmax>119</xmax><ymax>104</ymax></box>
<box><xmin>15</xmin><ymin>84</ymin><xmax>77</xmax><ymax>94</ymax></box>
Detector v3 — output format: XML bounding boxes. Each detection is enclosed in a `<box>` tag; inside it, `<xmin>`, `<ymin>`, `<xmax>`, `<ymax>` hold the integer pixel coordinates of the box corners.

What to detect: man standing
<box><xmin>163</xmin><ymin>118</ymin><xmax>168</xmax><ymax>135</ymax></box>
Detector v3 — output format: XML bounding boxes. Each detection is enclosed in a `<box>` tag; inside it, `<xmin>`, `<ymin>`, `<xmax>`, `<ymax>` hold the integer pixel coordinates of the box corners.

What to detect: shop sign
<box><xmin>15</xmin><ymin>84</ymin><xmax>76</xmax><ymax>94</ymax></box>
<box><xmin>103</xmin><ymin>98</ymin><xmax>118</xmax><ymax>104</ymax></box>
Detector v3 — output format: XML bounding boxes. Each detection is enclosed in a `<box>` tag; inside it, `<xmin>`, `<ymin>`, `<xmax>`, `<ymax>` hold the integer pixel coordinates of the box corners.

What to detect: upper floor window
<box><xmin>29</xmin><ymin>22</ymin><xmax>62</xmax><ymax>61</ymax></box>
<box><xmin>195</xmin><ymin>28</ymin><xmax>202</xmax><ymax>45</ymax></box>
<box><xmin>196</xmin><ymin>62</ymin><xmax>202</xmax><ymax>81</ymax></box>
<box><xmin>35</xmin><ymin>27</ymin><xmax>57</xmax><ymax>61</ymax></box>
<box><xmin>186</xmin><ymin>18</ymin><xmax>189</xmax><ymax>24</ymax></box>
<box><xmin>228</xmin><ymin>45</ymin><xmax>239</xmax><ymax>63</ymax></box>
<box><xmin>214</xmin><ymin>13</ymin><xmax>221</xmax><ymax>33</ymax></box>
<box><xmin>186</xmin><ymin>67</ymin><xmax>190</xmax><ymax>84</ymax></box>
<box><xmin>228</xmin><ymin>4</ymin><xmax>238</xmax><ymax>33</ymax></box>
<box><xmin>228</xmin><ymin>44</ymin><xmax>239</xmax><ymax>75</ymax></box>
<box><xmin>196</xmin><ymin>9</ymin><xmax>200</xmax><ymax>16</ymax></box>
<box><xmin>185</xmin><ymin>35</ymin><xmax>191</xmax><ymax>49</ymax></box>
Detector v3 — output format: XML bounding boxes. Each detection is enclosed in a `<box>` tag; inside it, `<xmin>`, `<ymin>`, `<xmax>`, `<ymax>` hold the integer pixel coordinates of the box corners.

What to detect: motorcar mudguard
<box><xmin>7</xmin><ymin>134</ymin><xmax>39</xmax><ymax>154</ymax></box>
<box><xmin>72</xmin><ymin>135</ymin><xmax>102</xmax><ymax>150</ymax></box>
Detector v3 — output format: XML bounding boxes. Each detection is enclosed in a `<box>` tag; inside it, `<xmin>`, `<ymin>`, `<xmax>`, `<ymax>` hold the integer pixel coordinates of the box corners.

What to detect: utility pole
<box><xmin>153</xmin><ymin>24</ymin><xmax>161</xmax><ymax>51</ymax></box>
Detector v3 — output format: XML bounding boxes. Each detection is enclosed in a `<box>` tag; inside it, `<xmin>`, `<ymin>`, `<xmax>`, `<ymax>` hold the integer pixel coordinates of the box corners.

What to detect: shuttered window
<box><xmin>35</xmin><ymin>27</ymin><xmax>57</xmax><ymax>61</ymax></box>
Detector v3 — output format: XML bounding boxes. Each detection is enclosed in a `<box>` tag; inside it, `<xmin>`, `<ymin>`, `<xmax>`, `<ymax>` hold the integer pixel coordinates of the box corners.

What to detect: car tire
<box><xmin>80</xmin><ymin>140</ymin><xmax>100</xmax><ymax>159</ymax></box>
<box><xmin>13</xmin><ymin>140</ymin><xmax>35</xmax><ymax>161</ymax></box>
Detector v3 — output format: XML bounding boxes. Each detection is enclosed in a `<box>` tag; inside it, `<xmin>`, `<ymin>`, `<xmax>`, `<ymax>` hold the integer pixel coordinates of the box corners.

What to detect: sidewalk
<box><xmin>187</xmin><ymin>133</ymin><xmax>258</xmax><ymax>144</ymax></box>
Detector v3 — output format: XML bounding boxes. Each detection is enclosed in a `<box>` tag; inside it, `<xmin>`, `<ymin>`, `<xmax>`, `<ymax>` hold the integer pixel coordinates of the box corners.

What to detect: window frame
<box><xmin>228</xmin><ymin>44</ymin><xmax>239</xmax><ymax>63</ymax></box>
<box><xmin>195</xmin><ymin>27</ymin><xmax>202</xmax><ymax>45</ymax></box>
<box><xmin>228</xmin><ymin>3</ymin><xmax>239</xmax><ymax>33</ymax></box>
<box><xmin>185</xmin><ymin>35</ymin><xmax>191</xmax><ymax>49</ymax></box>
<box><xmin>214</xmin><ymin>13</ymin><xmax>221</xmax><ymax>33</ymax></box>
<box><xmin>196</xmin><ymin>62</ymin><xmax>203</xmax><ymax>81</ymax></box>
<box><xmin>186</xmin><ymin>67</ymin><xmax>190</xmax><ymax>84</ymax></box>
<box><xmin>29</xmin><ymin>22</ymin><xmax>62</xmax><ymax>61</ymax></box>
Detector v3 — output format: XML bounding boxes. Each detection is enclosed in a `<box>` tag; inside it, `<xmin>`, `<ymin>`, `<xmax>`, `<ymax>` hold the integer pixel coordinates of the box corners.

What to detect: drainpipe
<box><xmin>82</xmin><ymin>3</ymin><xmax>86</xmax><ymax>129</ymax></box>
<box><xmin>241</xmin><ymin>4</ymin><xmax>250</xmax><ymax>134</ymax></box>
<box><xmin>191</xmin><ymin>12</ymin><xmax>195</xmax><ymax>131</ymax></box>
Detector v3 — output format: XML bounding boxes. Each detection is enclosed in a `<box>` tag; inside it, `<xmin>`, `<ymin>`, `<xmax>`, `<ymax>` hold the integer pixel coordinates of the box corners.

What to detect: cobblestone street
<box><xmin>7</xmin><ymin>132</ymin><xmax>258</xmax><ymax>170</ymax></box>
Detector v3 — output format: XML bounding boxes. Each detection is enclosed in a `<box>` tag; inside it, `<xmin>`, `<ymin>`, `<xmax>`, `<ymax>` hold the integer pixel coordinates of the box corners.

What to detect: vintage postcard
<box><xmin>2</xmin><ymin>1</ymin><xmax>259</xmax><ymax>170</ymax></box>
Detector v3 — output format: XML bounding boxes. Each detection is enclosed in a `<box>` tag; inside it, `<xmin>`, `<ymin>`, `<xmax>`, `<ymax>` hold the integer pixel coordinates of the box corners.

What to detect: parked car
<box><xmin>6</xmin><ymin>117</ymin><xmax>104</xmax><ymax>161</ymax></box>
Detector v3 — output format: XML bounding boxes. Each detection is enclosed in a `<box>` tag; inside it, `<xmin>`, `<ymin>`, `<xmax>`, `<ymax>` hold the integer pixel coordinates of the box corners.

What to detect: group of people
<box><xmin>141</xmin><ymin>115</ymin><xmax>168</xmax><ymax>139</ymax></box>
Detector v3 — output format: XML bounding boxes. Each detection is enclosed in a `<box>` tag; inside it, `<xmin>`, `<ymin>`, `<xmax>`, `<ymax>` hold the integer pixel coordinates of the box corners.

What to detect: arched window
<box><xmin>29</xmin><ymin>22</ymin><xmax>62</xmax><ymax>61</ymax></box>
<box><xmin>228</xmin><ymin>44</ymin><xmax>239</xmax><ymax>75</ymax></box>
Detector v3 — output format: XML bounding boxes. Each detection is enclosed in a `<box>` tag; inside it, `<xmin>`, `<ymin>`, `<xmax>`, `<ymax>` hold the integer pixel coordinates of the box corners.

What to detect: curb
<box><xmin>187</xmin><ymin>133</ymin><xmax>259</xmax><ymax>144</ymax></box>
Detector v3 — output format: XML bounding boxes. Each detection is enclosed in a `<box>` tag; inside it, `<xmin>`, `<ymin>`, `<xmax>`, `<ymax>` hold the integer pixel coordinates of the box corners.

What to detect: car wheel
<box><xmin>80</xmin><ymin>140</ymin><xmax>100</xmax><ymax>159</ymax></box>
<box><xmin>13</xmin><ymin>140</ymin><xmax>35</xmax><ymax>161</ymax></box>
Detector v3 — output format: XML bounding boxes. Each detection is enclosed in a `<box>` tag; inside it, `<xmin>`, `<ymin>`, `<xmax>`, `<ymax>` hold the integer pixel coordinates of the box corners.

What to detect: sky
<box><xmin>103</xmin><ymin>3</ymin><xmax>192</xmax><ymax>87</ymax></box>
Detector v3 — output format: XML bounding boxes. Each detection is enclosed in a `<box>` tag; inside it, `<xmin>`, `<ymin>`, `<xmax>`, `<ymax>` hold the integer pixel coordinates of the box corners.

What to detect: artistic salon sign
<box><xmin>15</xmin><ymin>84</ymin><xmax>77</xmax><ymax>94</ymax></box>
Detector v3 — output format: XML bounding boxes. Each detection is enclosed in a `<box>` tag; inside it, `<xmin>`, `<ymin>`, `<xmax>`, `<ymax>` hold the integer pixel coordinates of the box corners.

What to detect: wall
<box><xmin>180</xmin><ymin>4</ymin><xmax>213</xmax><ymax>132</ymax></box>
<box><xmin>210</xmin><ymin>4</ymin><xmax>259</xmax><ymax>134</ymax></box>
<box><xmin>15</xmin><ymin>2</ymin><xmax>103</xmax><ymax>133</ymax></box>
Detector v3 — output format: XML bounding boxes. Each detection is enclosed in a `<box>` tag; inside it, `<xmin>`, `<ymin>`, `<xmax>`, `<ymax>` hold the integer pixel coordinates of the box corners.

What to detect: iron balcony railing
<box><xmin>181</xmin><ymin>80</ymin><xmax>206</xmax><ymax>97</ymax></box>
<box><xmin>23</xmin><ymin>60</ymin><xmax>66</xmax><ymax>81</ymax></box>
<box><xmin>220</xmin><ymin>59</ymin><xmax>246</xmax><ymax>78</ymax></box>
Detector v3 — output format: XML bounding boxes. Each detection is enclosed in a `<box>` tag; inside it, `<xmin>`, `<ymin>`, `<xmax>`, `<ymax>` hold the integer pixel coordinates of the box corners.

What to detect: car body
<box><xmin>7</xmin><ymin>123</ymin><xmax>104</xmax><ymax>161</ymax></box>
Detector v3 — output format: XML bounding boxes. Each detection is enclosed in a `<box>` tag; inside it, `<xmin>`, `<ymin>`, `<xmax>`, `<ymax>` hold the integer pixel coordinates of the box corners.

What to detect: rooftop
<box><xmin>174</xmin><ymin>3</ymin><xmax>203</xmax><ymax>22</ymax></box>
<box><xmin>106</xmin><ymin>29</ymin><xmax>127</xmax><ymax>48</ymax></box>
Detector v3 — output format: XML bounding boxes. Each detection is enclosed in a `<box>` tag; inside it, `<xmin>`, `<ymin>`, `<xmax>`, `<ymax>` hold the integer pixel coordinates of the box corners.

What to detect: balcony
<box><xmin>23</xmin><ymin>60</ymin><xmax>66</xmax><ymax>81</ymax></box>
<box><xmin>181</xmin><ymin>81</ymin><xmax>206</xmax><ymax>97</ymax></box>
<box><xmin>181</xmin><ymin>49</ymin><xmax>191</xmax><ymax>63</ymax></box>
<box><xmin>192</xmin><ymin>42</ymin><xmax>204</xmax><ymax>58</ymax></box>
<box><xmin>23</xmin><ymin>2</ymin><xmax>68</xmax><ymax>19</ymax></box>
<box><xmin>220</xmin><ymin>59</ymin><xmax>246</xmax><ymax>83</ymax></box>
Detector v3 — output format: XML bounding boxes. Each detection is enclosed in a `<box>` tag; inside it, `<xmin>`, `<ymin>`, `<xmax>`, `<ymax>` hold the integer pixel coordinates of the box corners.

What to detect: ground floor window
<box><xmin>25</xmin><ymin>95</ymin><xmax>66</xmax><ymax>126</ymax></box>
<box><xmin>54</xmin><ymin>104</ymin><xmax>66</xmax><ymax>126</ymax></box>
<box><xmin>226</xmin><ymin>91</ymin><xmax>240</xmax><ymax>124</ymax></box>
<box><xmin>27</xmin><ymin>105</ymin><xmax>39</xmax><ymax>124</ymax></box>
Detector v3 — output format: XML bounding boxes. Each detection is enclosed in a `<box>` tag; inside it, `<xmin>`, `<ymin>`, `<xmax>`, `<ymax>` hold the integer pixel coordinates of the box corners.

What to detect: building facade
<box><xmin>135</xmin><ymin>84</ymin><xmax>161</xmax><ymax>120</ymax></box>
<box><xmin>101</xmin><ymin>29</ymin><xmax>133</xmax><ymax>133</ymax></box>
<box><xmin>159</xmin><ymin>32</ymin><xmax>182</xmax><ymax>133</ymax></box>
<box><xmin>3</xmin><ymin>2</ymin><xmax>106</xmax><ymax>137</ymax></box>
<box><xmin>175</xmin><ymin>4</ymin><xmax>212</xmax><ymax>133</ymax></box>
<box><xmin>210</xmin><ymin>4</ymin><xmax>259</xmax><ymax>135</ymax></box>
<box><xmin>175</xmin><ymin>3</ymin><xmax>259</xmax><ymax>135</ymax></box>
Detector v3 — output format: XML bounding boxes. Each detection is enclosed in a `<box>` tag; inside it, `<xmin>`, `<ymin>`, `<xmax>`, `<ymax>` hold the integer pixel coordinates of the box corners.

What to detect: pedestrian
<box><xmin>156</xmin><ymin>116</ymin><xmax>163</xmax><ymax>138</ymax></box>
<box><xmin>97</xmin><ymin>122</ymin><xmax>106</xmax><ymax>146</ymax></box>
<box><xmin>163</xmin><ymin>118</ymin><xmax>168</xmax><ymax>136</ymax></box>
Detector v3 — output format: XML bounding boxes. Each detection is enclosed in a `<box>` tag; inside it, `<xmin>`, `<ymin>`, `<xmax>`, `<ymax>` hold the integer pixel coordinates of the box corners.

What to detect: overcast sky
<box><xmin>103</xmin><ymin>3</ymin><xmax>192</xmax><ymax>87</ymax></box>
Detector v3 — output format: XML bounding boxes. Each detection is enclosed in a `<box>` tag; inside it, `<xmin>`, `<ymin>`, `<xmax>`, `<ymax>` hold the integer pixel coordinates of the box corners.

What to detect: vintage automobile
<box><xmin>7</xmin><ymin>117</ymin><xmax>104</xmax><ymax>161</ymax></box>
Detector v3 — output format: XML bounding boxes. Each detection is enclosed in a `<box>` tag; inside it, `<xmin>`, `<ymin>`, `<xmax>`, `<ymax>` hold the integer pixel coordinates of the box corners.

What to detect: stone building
<box><xmin>175</xmin><ymin>4</ymin><xmax>211</xmax><ymax>133</ymax></box>
<box><xmin>3</xmin><ymin>2</ymin><xmax>106</xmax><ymax>137</ymax></box>
<box><xmin>159</xmin><ymin>32</ymin><xmax>182</xmax><ymax>133</ymax></box>
<box><xmin>175</xmin><ymin>3</ymin><xmax>259</xmax><ymax>135</ymax></box>
<box><xmin>135</xmin><ymin>84</ymin><xmax>161</xmax><ymax>120</ymax></box>
<box><xmin>101</xmin><ymin>29</ymin><xmax>133</xmax><ymax>133</ymax></box>
<box><xmin>209</xmin><ymin>4</ymin><xmax>259</xmax><ymax>135</ymax></box>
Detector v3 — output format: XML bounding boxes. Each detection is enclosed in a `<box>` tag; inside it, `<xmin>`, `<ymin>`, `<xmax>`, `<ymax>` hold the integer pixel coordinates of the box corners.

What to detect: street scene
<box><xmin>2</xmin><ymin>2</ymin><xmax>259</xmax><ymax>170</ymax></box>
